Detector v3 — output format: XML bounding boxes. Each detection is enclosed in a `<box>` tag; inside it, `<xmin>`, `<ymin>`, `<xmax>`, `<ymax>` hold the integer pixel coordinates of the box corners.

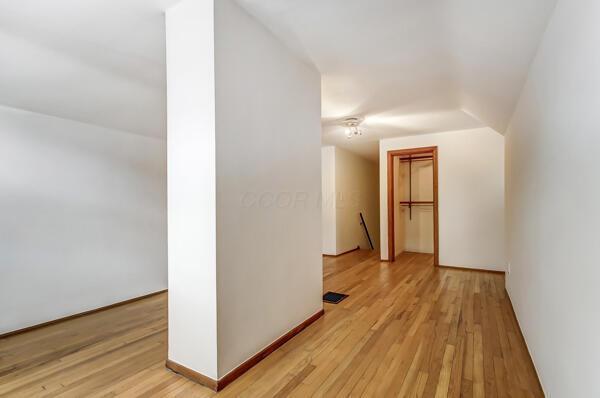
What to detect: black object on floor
<box><xmin>360</xmin><ymin>212</ymin><xmax>374</xmax><ymax>250</ymax></box>
<box><xmin>323</xmin><ymin>291</ymin><xmax>348</xmax><ymax>304</ymax></box>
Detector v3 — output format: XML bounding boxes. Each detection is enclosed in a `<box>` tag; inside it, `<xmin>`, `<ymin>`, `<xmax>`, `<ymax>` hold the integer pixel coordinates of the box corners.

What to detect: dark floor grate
<box><xmin>323</xmin><ymin>291</ymin><xmax>348</xmax><ymax>304</ymax></box>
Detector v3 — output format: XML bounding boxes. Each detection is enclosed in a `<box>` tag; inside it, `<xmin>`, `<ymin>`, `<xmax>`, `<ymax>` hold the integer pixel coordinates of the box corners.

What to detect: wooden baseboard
<box><xmin>504</xmin><ymin>289</ymin><xmax>545</xmax><ymax>395</ymax></box>
<box><xmin>166</xmin><ymin>309</ymin><xmax>325</xmax><ymax>392</ymax></box>
<box><xmin>0</xmin><ymin>289</ymin><xmax>167</xmax><ymax>339</ymax></box>
<box><xmin>437</xmin><ymin>264</ymin><xmax>505</xmax><ymax>275</ymax></box>
<box><xmin>165</xmin><ymin>359</ymin><xmax>218</xmax><ymax>391</ymax></box>
<box><xmin>382</xmin><ymin>251</ymin><xmax>437</xmax><ymax>264</ymax></box>
<box><xmin>323</xmin><ymin>246</ymin><xmax>360</xmax><ymax>258</ymax></box>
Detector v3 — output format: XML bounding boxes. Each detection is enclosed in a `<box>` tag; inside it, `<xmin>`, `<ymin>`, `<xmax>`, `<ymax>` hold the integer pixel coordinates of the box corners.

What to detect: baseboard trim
<box><xmin>165</xmin><ymin>359</ymin><xmax>218</xmax><ymax>391</ymax></box>
<box><xmin>382</xmin><ymin>251</ymin><xmax>437</xmax><ymax>264</ymax></box>
<box><xmin>0</xmin><ymin>289</ymin><xmax>167</xmax><ymax>340</ymax></box>
<box><xmin>505</xmin><ymin>289</ymin><xmax>545</xmax><ymax>396</ymax></box>
<box><xmin>166</xmin><ymin>308</ymin><xmax>325</xmax><ymax>392</ymax></box>
<box><xmin>323</xmin><ymin>246</ymin><xmax>360</xmax><ymax>258</ymax></box>
<box><xmin>438</xmin><ymin>264</ymin><xmax>505</xmax><ymax>275</ymax></box>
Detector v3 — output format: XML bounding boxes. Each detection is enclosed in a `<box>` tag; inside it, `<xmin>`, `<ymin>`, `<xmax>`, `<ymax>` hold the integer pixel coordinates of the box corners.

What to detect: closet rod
<box><xmin>401</xmin><ymin>153</ymin><xmax>434</xmax><ymax>219</ymax></box>
<box><xmin>399</xmin><ymin>156</ymin><xmax>432</xmax><ymax>163</ymax></box>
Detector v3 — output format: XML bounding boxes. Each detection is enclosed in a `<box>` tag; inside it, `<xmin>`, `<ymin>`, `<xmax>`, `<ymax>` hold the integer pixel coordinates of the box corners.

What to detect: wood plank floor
<box><xmin>0</xmin><ymin>251</ymin><xmax>543</xmax><ymax>397</ymax></box>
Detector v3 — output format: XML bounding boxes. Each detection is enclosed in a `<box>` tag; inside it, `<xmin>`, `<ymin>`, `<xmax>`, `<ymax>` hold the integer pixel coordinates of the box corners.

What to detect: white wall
<box><xmin>320</xmin><ymin>147</ymin><xmax>380</xmax><ymax>256</ymax></box>
<box><xmin>334</xmin><ymin>147</ymin><xmax>379</xmax><ymax>254</ymax></box>
<box><xmin>505</xmin><ymin>0</ymin><xmax>600</xmax><ymax>395</ymax></box>
<box><xmin>0</xmin><ymin>105</ymin><xmax>167</xmax><ymax>335</ymax></box>
<box><xmin>379</xmin><ymin>128</ymin><xmax>505</xmax><ymax>271</ymax></box>
<box><xmin>321</xmin><ymin>146</ymin><xmax>336</xmax><ymax>255</ymax></box>
<box><xmin>165</xmin><ymin>0</ymin><xmax>218</xmax><ymax>379</ymax></box>
<box><xmin>215</xmin><ymin>0</ymin><xmax>322</xmax><ymax>378</ymax></box>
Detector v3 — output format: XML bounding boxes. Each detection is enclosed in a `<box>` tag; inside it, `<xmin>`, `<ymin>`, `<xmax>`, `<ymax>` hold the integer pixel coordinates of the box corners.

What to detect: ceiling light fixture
<box><xmin>342</xmin><ymin>117</ymin><xmax>364</xmax><ymax>139</ymax></box>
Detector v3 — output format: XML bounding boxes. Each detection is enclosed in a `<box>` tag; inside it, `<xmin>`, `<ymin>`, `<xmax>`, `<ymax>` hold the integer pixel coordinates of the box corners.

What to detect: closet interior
<box><xmin>393</xmin><ymin>152</ymin><xmax>435</xmax><ymax>258</ymax></box>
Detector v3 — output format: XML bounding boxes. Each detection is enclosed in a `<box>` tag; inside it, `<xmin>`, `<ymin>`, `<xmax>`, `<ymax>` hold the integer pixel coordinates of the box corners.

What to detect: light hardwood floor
<box><xmin>0</xmin><ymin>251</ymin><xmax>543</xmax><ymax>397</ymax></box>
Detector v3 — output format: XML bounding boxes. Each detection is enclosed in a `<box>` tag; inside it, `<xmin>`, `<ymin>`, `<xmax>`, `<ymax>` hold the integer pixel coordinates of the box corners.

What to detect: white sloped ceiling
<box><xmin>0</xmin><ymin>0</ymin><xmax>557</xmax><ymax>159</ymax></box>
<box><xmin>238</xmin><ymin>0</ymin><xmax>557</xmax><ymax>160</ymax></box>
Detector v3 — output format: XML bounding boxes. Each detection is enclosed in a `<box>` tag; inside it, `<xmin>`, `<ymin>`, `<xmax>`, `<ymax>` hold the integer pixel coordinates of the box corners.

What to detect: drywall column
<box><xmin>214</xmin><ymin>0</ymin><xmax>322</xmax><ymax>377</ymax></box>
<box><xmin>166</xmin><ymin>0</ymin><xmax>322</xmax><ymax>383</ymax></box>
<box><xmin>166</xmin><ymin>0</ymin><xmax>218</xmax><ymax>379</ymax></box>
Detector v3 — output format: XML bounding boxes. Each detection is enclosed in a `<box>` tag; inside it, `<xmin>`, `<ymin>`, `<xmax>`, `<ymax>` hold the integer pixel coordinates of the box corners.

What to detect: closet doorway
<box><xmin>387</xmin><ymin>146</ymin><xmax>439</xmax><ymax>265</ymax></box>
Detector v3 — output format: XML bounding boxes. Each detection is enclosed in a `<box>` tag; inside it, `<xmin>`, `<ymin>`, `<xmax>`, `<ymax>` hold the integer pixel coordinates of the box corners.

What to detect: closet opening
<box><xmin>387</xmin><ymin>146</ymin><xmax>439</xmax><ymax>265</ymax></box>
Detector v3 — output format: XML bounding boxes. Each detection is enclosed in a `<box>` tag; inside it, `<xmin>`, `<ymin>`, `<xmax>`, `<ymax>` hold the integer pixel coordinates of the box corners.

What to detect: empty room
<box><xmin>1</xmin><ymin>0</ymin><xmax>599</xmax><ymax>397</ymax></box>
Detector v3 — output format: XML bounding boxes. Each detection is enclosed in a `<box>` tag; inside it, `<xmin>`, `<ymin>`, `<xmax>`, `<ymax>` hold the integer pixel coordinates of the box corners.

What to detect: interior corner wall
<box><xmin>321</xmin><ymin>146</ymin><xmax>336</xmax><ymax>255</ymax></box>
<box><xmin>334</xmin><ymin>147</ymin><xmax>380</xmax><ymax>254</ymax></box>
<box><xmin>214</xmin><ymin>0</ymin><xmax>322</xmax><ymax>378</ymax></box>
<box><xmin>505</xmin><ymin>0</ymin><xmax>600</xmax><ymax>395</ymax></box>
<box><xmin>0</xmin><ymin>105</ymin><xmax>167</xmax><ymax>335</ymax></box>
<box><xmin>379</xmin><ymin>128</ymin><xmax>505</xmax><ymax>270</ymax></box>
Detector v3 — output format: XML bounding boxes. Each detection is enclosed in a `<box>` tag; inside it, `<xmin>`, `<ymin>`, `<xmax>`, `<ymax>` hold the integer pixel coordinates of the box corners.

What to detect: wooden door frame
<box><xmin>386</xmin><ymin>146</ymin><xmax>439</xmax><ymax>265</ymax></box>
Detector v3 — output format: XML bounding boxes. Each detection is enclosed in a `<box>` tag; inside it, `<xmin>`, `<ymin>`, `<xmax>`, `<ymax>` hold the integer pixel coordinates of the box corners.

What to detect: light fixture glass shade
<box><xmin>341</xmin><ymin>117</ymin><xmax>364</xmax><ymax>139</ymax></box>
<box><xmin>345</xmin><ymin>125</ymin><xmax>362</xmax><ymax>138</ymax></box>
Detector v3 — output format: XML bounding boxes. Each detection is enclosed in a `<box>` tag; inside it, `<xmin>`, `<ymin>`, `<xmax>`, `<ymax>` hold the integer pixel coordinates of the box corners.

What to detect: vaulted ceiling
<box><xmin>0</xmin><ymin>0</ymin><xmax>178</xmax><ymax>138</ymax></box>
<box><xmin>1</xmin><ymin>0</ymin><xmax>557</xmax><ymax>159</ymax></box>
<box><xmin>237</xmin><ymin>0</ymin><xmax>557</xmax><ymax>160</ymax></box>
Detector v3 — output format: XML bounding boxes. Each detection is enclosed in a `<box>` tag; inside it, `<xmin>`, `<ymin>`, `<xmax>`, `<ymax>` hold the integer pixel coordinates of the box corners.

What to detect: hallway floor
<box><xmin>0</xmin><ymin>251</ymin><xmax>543</xmax><ymax>397</ymax></box>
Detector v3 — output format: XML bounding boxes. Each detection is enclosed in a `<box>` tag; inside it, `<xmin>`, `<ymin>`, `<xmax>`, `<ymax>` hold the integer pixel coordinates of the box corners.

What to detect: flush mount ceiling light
<box><xmin>342</xmin><ymin>117</ymin><xmax>364</xmax><ymax>139</ymax></box>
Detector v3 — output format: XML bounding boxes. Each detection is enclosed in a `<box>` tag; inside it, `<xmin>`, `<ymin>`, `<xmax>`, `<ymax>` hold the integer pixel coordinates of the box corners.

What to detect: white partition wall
<box><xmin>166</xmin><ymin>0</ymin><xmax>322</xmax><ymax>384</ymax></box>
<box><xmin>214</xmin><ymin>0</ymin><xmax>322</xmax><ymax>377</ymax></box>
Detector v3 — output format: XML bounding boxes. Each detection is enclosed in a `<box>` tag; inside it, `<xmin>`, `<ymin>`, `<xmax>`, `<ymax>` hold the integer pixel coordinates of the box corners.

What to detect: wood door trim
<box><xmin>386</xmin><ymin>146</ymin><xmax>439</xmax><ymax>265</ymax></box>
